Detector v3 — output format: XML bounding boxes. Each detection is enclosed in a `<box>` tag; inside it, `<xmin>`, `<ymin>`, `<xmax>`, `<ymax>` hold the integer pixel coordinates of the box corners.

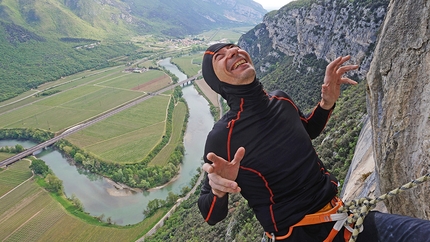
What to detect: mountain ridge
<box><xmin>0</xmin><ymin>0</ymin><xmax>267</xmax><ymax>40</ymax></box>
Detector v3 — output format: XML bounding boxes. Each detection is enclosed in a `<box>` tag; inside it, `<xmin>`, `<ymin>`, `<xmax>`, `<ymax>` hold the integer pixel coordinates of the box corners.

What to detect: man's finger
<box><xmin>202</xmin><ymin>163</ymin><xmax>214</xmax><ymax>173</ymax></box>
<box><xmin>208</xmin><ymin>173</ymin><xmax>241</xmax><ymax>193</ymax></box>
<box><xmin>206</xmin><ymin>152</ymin><xmax>226</xmax><ymax>165</ymax></box>
<box><xmin>231</xmin><ymin>147</ymin><xmax>245</xmax><ymax>165</ymax></box>
<box><xmin>337</xmin><ymin>65</ymin><xmax>359</xmax><ymax>75</ymax></box>
<box><xmin>340</xmin><ymin>77</ymin><xmax>358</xmax><ymax>85</ymax></box>
<box><xmin>326</xmin><ymin>56</ymin><xmax>343</xmax><ymax>72</ymax></box>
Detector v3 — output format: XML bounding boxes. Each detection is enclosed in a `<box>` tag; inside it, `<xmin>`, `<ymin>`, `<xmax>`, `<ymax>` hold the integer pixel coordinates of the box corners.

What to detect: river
<box><xmin>0</xmin><ymin>58</ymin><xmax>214</xmax><ymax>225</ymax></box>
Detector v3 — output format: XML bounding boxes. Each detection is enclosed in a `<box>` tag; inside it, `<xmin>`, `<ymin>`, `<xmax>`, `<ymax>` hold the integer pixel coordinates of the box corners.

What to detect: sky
<box><xmin>253</xmin><ymin>0</ymin><xmax>296</xmax><ymax>11</ymax></box>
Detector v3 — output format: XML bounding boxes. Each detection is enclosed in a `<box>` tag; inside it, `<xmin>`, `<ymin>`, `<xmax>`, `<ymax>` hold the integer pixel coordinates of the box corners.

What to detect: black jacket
<box><xmin>198</xmin><ymin>79</ymin><xmax>338</xmax><ymax>235</ymax></box>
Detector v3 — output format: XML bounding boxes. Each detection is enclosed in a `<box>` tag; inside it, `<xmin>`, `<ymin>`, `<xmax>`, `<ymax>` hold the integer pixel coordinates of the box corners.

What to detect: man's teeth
<box><xmin>234</xmin><ymin>60</ymin><xmax>246</xmax><ymax>69</ymax></box>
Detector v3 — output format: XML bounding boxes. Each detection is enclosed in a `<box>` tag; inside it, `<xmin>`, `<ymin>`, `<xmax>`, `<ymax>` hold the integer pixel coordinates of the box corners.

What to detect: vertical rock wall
<box><xmin>367</xmin><ymin>0</ymin><xmax>430</xmax><ymax>219</ymax></box>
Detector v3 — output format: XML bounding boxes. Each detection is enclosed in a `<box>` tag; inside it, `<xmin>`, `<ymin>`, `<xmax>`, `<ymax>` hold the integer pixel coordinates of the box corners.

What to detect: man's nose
<box><xmin>226</xmin><ymin>46</ymin><xmax>239</xmax><ymax>58</ymax></box>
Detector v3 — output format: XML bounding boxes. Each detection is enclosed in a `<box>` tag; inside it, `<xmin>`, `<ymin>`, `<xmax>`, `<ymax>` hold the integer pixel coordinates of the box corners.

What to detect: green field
<box><xmin>0</xmin><ymin>66</ymin><xmax>173</xmax><ymax>133</ymax></box>
<box><xmin>67</xmin><ymin>95</ymin><xmax>171</xmax><ymax>163</ymax></box>
<box><xmin>0</xmin><ymin>176</ymin><xmax>166</xmax><ymax>242</ymax></box>
<box><xmin>199</xmin><ymin>26</ymin><xmax>254</xmax><ymax>43</ymax></box>
<box><xmin>0</xmin><ymin>159</ymin><xmax>33</xmax><ymax>197</ymax></box>
<box><xmin>0</xmin><ymin>152</ymin><xmax>13</xmax><ymax>163</ymax></box>
<box><xmin>171</xmin><ymin>53</ymin><xmax>203</xmax><ymax>77</ymax></box>
<box><xmin>149</xmin><ymin>101</ymin><xmax>187</xmax><ymax>166</ymax></box>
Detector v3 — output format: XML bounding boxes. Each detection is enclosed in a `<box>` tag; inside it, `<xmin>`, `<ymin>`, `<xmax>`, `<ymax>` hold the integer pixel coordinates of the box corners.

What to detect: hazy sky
<box><xmin>253</xmin><ymin>0</ymin><xmax>295</xmax><ymax>11</ymax></box>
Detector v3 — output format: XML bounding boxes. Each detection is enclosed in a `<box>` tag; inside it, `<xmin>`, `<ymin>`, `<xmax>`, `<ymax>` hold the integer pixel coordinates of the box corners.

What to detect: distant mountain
<box><xmin>0</xmin><ymin>0</ymin><xmax>267</xmax><ymax>40</ymax></box>
<box><xmin>0</xmin><ymin>0</ymin><xmax>266</xmax><ymax>101</ymax></box>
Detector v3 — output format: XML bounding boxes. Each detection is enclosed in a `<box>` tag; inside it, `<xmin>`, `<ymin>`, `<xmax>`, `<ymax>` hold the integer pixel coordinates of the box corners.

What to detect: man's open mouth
<box><xmin>233</xmin><ymin>59</ymin><xmax>247</xmax><ymax>70</ymax></box>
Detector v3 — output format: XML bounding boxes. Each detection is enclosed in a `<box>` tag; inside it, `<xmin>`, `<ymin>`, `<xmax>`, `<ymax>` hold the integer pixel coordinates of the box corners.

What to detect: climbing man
<box><xmin>197</xmin><ymin>43</ymin><xmax>430</xmax><ymax>241</ymax></box>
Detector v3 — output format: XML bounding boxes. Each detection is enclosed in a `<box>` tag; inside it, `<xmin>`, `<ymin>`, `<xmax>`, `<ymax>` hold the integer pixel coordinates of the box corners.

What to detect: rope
<box><xmin>338</xmin><ymin>173</ymin><xmax>430</xmax><ymax>242</ymax></box>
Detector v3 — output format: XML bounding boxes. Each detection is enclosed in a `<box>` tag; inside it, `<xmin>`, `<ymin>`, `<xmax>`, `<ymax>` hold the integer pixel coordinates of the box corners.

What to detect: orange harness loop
<box><xmin>265</xmin><ymin>197</ymin><xmax>352</xmax><ymax>242</ymax></box>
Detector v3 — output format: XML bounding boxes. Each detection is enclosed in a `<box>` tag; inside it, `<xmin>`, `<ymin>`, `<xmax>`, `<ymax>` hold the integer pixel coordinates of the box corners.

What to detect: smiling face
<box><xmin>212</xmin><ymin>45</ymin><xmax>256</xmax><ymax>86</ymax></box>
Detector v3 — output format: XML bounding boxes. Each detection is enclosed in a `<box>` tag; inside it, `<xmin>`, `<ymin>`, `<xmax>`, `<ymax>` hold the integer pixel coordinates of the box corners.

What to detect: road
<box><xmin>0</xmin><ymin>75</ymin><xmax>198</xmax><ymax>168</ymax></box>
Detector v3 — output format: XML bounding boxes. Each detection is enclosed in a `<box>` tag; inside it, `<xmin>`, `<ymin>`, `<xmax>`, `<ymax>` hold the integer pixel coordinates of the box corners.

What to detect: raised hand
<box><xmin>202</xmin><ymin>147</ymin><xmax>245</xmax><ymax>197</ymax></box>
<box><xmin>320</xmin><ymin>56</ymin><xmax>359</xmax><ymax>110</ymax></box>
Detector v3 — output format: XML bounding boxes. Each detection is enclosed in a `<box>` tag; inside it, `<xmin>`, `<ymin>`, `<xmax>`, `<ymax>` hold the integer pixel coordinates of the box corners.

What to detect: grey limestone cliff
<box><xmin>239</xmin><ymin>0</ymin><xmax>388</xmax><ymax>78</ymax></box>
<box><xmin>240</xmin><ymin>0</ymin><xmax>429</xmax><ymax>219</ymax></box>
<box><xmin>367</xmin><ymin>0</ymin><xmax>430</xmax><ymax>219</ymax></box>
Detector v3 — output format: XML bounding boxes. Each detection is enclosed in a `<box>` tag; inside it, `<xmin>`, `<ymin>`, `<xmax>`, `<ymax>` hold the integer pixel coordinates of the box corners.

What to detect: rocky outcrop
<box><xmin>367</xmin><ymin>0</ymin><xmax>430</xmax><ymax>219</ymax></box>
<box><xmin>340</xmin><ymin>117</ymin><xmax>388</xmax><ymax>213</ymax></box>
<box><xmin>239</xmin><ymin>0</ymin><xmax>430</xmax><ymax>218</ymax></box>
<box><xmin>239</xmin><ymin>0</ymin><xmax>389</xmax><ymax>79</ymax></box>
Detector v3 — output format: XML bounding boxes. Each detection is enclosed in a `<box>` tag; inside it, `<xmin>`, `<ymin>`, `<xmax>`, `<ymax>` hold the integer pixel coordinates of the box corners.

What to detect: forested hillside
<box><xmin>0</xmin><ymin>27</ymin><xmax>137</xmax><ymax>101</ymax></box>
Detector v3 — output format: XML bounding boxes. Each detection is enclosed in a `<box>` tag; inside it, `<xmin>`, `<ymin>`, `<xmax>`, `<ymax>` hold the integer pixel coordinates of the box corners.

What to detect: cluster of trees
<box><xmin>261</xmin><ymin>53</ymin><xmax>330</xmax><ymax>111</ymax></box>
<box><xmin>145</xmin><ymin>190</ymin><xmax>262</xmax><ymax>241</ymax></box>
<box><xmin>0</xmin><ymin>144</ymin><xmax>24</xmax><ymax>153</ymax></box>
<box><xmin>35</xmin><ymin>89</ymin><xmax>61</xmax><ymax>97</ymax></box>
<box><xmin>29</xmin><ymin>158</ymin><xmax>64</xmax><ymax>194</ymax></box>
<box><xmin>143</xmin><ymin>192</ymin><xmax>180</xmax><ymax>217</ymax></box>
<box><xmin>312</xmin><ymin>81</ymin><xmax>367</xmax><ymax>186</ymax></box>
<box><xmin>0</xmin><ymin>128</ymin><xmax>54</xmax><ymax>143</ymax></box>
<box><xmin>29</xmin><ymin>157</ymin><xmax>84</xmax><ymax>212</ymax></box>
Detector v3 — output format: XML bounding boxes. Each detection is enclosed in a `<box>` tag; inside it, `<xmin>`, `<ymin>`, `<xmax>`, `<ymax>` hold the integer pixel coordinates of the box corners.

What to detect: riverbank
<box><xmin>147</xmin><ymin>166</ymin><xmax>182</xmax><ymax>192</ymax></box>
<box><xmin>194</xmin><ymin>79</ymin><xmax>219</xmax><ymax>107</ymax></box>
<box><xmin>136</xmin><ymin>170</ymin><xmax>205</xmax><ymax>242</ymax></box>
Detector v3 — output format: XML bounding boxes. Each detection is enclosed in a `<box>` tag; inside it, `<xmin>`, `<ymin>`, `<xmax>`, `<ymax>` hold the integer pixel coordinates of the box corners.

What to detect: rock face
<box><xmin>367</xmin><ymin>0</ymin><xmax>430</xmax><ymax>219</ymax></box>
<box><xmin>239</xmin><ymin>0</ymin><xmax>389</xmax><ymax>79</ymax></box>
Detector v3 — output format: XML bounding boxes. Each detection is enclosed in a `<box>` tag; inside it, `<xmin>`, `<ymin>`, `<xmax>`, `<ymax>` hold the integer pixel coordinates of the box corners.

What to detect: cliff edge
<box><xmin>347</xmin><ymin>0</ymin><xmax>430</xmax><ymax>219</ymax></box>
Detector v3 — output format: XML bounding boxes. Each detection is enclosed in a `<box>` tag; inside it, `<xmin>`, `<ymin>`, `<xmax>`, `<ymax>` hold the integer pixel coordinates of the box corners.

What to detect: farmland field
<box><xmin>0</xmin><ymin>153</ymin><xmax>13</xmax><ymax>163</ymax></box>
<box><xmin>67</xmin><ymin>95</ymin><xmax>172</xmax><ymax>163</ymax></box>
<box><xmin>0</xmin><ymin>159</ymin><xmax>33</xmax><ymax>197</ymax></box>
<box><xmin>99</xmin><ymin>70</ymin><xmax>168</xmax><ymax>90</ymax></box>
<box><xmin>149</xmin><ymin>101</ymin><xmax>187</xmax><ymax>166</ymax></box>
<box><xmin>171</xmin><ymin>53</ymin><xmax>202</xmax><ymax>77</ymax></box>
<box><xmin>0</xmin><ymin>177</ymin><xmax>166</xmax><ymax>242</ymax></box>
<box><xmin>199</xmin><ymin>26</ymin><xmax>253</xmax><ymax>43</ymax></box>
<box><xmin>0</xmin><ymin>66</ymin><xmax>174</xmax><ymax>133</ymax></box>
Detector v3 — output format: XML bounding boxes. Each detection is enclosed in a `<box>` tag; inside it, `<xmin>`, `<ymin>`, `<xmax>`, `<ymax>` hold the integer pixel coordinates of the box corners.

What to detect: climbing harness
<box><xmin>262</xmin><ymin>173</ymin><xmax>430</xmax><ymax>242</ymax></box>
<box><xmin>263</xmin><ymin>197</ymin><xmax>352</xmax><ymax>242</ymax></box>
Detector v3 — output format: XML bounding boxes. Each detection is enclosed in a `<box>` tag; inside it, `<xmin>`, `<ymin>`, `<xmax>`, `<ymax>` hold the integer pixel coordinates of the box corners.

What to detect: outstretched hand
<box><xmin>320</xmin><ymin>56</ymin><xmax>359</xmax><ymax>110</ymax></box>
<box><xmin>202</xmin><ymin>147</ymin><xmax>245</xmax><ymax>197</ymax></box>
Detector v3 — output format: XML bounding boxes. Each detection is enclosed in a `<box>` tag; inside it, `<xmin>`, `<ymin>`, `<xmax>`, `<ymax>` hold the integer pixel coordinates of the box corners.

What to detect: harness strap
<box><xmin>265</xmin><ymin>197</ymin><xmax>350</xmax><ymax>241</ymax></box>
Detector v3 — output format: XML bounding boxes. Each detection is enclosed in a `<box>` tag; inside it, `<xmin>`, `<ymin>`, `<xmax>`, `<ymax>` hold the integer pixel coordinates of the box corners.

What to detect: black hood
<box><xmin>202</xmin><ymin>43</ymin><xmax>232</xmax><ymax>99</ymax></box>
<box><xmin>202</xmin><ymin>43</ymin><xmax>265</xmax><ymax>108</ymax></box>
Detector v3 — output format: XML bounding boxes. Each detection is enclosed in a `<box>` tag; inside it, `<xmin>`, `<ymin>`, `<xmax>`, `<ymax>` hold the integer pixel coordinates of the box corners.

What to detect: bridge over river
<box><xmin>0</xmin><ymin>75</ymin><xmax>198</xmax><ymax>168</ymax></box>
